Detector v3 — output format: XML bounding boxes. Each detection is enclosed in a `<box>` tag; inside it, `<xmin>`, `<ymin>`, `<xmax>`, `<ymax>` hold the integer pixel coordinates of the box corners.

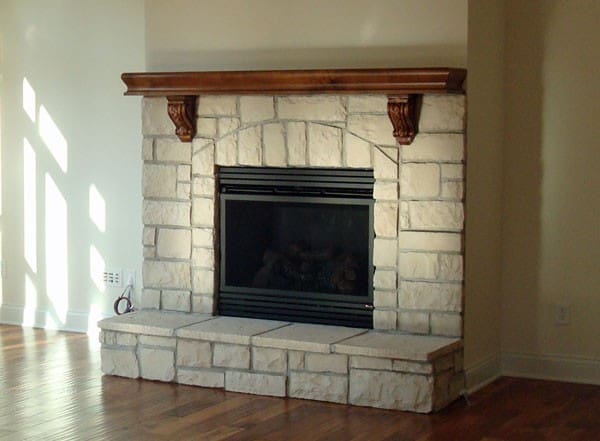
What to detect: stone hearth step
<box><xmin>98</xmin><ymin>311</ymin><xmax>464</xmax><ymax>413</ymax></box>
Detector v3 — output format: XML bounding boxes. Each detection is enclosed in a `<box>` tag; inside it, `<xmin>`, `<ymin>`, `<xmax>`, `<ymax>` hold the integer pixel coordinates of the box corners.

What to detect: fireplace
<box><xmin>218</xmin><ymin>166</ymin><xmax>374</xmax><ymax>327</ymax></box>
<box><xmin>99</xmin><ymin>68</ymin><xmax>467</xmax><ymax>413</ymax></box>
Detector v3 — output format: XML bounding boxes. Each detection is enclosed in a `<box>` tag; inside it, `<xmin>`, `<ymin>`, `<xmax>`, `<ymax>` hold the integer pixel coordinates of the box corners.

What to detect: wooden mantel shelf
<box><xmin>121</xmin><ymin>67</ymin><xmax>466</xmax><ymax>144</ymax></box>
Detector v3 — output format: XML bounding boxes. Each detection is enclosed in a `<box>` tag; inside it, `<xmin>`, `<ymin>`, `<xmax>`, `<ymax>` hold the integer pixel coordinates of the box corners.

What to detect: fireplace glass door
<box><xmin>218</xmin><ymin>167</ymin><xmax>374</xmax><ymax>328</ymax></box>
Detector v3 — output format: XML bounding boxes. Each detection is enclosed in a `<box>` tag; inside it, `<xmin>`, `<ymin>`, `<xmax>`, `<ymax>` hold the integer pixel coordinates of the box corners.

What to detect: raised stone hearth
<box><xmin>100</xmin><ymin>68</ymin><xmax>467</xmax><ymax>413</ymax></box>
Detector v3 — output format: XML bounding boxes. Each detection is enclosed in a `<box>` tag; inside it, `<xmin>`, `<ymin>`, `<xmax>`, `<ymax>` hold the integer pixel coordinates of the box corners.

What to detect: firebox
<box><xmin>217</xmin><ymin>167</ymin><xmax>374</xmax><ymax>328</ymax></box>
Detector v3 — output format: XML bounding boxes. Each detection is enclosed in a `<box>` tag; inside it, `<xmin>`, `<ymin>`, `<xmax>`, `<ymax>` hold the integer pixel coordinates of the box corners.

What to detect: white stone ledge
<box><xmin>98</xmin><ymin>310</ymin><xmax>213</xmax><ymax>337</ymax></box>
<box><xmin>176</xmin><ymin>316</ymin><xmax>288</xmax><ymax>345</ymax></box>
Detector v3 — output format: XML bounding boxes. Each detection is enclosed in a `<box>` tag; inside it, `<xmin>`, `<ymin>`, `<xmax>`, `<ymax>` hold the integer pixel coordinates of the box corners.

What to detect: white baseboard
<box><xmin>464</xmin><ymin>353</ymin><xmax>502</xmax><ymax>393</ymax></box>
<box><xmin>0</xmin><ymin>304</ymin><xmax>111</xmax><ymax>334</ymax></box>
<box><xmin>502</xmin><ymin>351</ymin><xmax>600</xmax><ymax>385</ymax></box>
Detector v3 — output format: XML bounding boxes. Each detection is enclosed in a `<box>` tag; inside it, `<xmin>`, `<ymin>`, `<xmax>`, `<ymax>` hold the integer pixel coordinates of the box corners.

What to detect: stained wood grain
<box><xmin>1</xmin><ymin>325</ymin><xmax>598</xmax><ymax>440</ymax></box>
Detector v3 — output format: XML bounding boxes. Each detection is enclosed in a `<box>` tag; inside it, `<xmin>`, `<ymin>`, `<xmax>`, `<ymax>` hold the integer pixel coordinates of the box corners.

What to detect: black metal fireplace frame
<box><xmin>217</xmin><ymin>167</ymin><xmax>374</xmax><ymax>328</ymax></box>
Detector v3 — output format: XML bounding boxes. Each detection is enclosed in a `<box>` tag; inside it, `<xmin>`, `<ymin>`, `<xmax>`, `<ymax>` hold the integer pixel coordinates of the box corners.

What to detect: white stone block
<box><xmin>408</xmin><ymin>201</ymin><xmax>464</xmax><ymax>231</ymax></box>
<box><xmin>198</xmin><ymin>96</ymin><xmax>237</xmax><ymax>116</ymax></box>
<box><xmin>264</xmin><ymin>123</ymin><xmax>286</xmax><ymax>166</ymax></box>
<box><xmin>441</xmin><ymin>164</ymin><xmax>464</xmax><ymax>179</ymax></box>
<box><xmin>431</xmin><ymin>313</ymin><xmax>462</xmax><ymax>337</ymax></box>
<box><xmin>398</xmin><ymin>312</ymin><xmax>430</xmax><ymax>334</ymax></box>
<box><xmin>102</xmin><ymin>331</ymin><xmax>137</xmax><ymax>347</ymax></box>
<box><xmin>305</xmin><ymin>353</ymin><xmax>348</xmax><ymax>374</ymax></box>
<box><xmin>191</xmin><ymin>142</ymin><xmax>214</xmax><ymax>175</ymax></box>
<box><xmin>176</xmin><ymin>183</ymin><xmax>189</xmax><ymax>203</ymax></box>
<box><xmin>373</xmin><ymin>147</ymin><xmax>398</xmax><ymax>179</ymax></box>
<box><xmin>192</xmin><ymin>228</ymin><xmax>214</xmax><ymax>247</ymax></box>
<box><xmin>398</xmin><ymin>232</ymin><xmax>462</xmax><ymax>252</ymax></box>
<box><xmin>143</xmin><ymin>227</ymin><xmax>156</xmax><ymax>246</ymax></box>
<box><xmin>373</xmin><ymin>238</ymin><xmax>397</xmax><ymax>267</ymax></box>
<box><xmin>345</xmin><ymin>134</ymin><xmax>372</xmax><ymax>167</ymax></box>
<box><xmin>192</xmin><ymin>247</ymin><xmax>214</xmax><ymax>268</ymax></box>
<box><xmin>438</xmin><ymin>255</ymin><xmax>464</xmax><ymax>281</ymax></box>
<box><xmin>286</xmin><ymin>122</ymin><xmax>307</xmax><ymax>166</ymax></box>
<box><xmin>156</xmin><ymin>228</ymin><xmax>191</xmax><ymax>259</ymax></box>
<box><xmin>400</xmin><ymin>163</ymin><xmax>440</xmax><ymax>198</ymax></box>
<box><xmin>191</xmin><ymin>294</ymin><xmax>214</xmax><ymax>313</ymax></box>
<box><xmin>442</xmin><ymin>181</ymin><xmax>464</xmax><ymax>200</ymax></box>
<box><xmin>373</xmin><ymin>290</ymin><xmax>397</xmax><ymax>308</ymax></box>
<box><xmin>138</xmin><ymin>347</ymin><xmax>175</xmax><ymax>382</ymax></box>
<box><xmin>143</xmin><ymin>246</ymin><xmax>155</xmax><ymax>259</ymax></box>
<box><xmin>399</xmin><ymin>201</ymin><xmax>410</xmax><ymax>229</ymax></box>
<box><xmin>177</xmin><ymin>164</ymin><xmax>191</xmax><ymax>182</ymax></box>
<box><xmin>218</xmin><ymin>117</ymin><xmax>241</xmax><ymax>136</ymax></box>
<box><xmin>348</xmin><ymin>95</ymin><xmax>388</xmax><ymax>113</ymax></box>
<box><xmin>238</xmin><ymin>126</ymin><xmax>262</xmax><ymax>166</ymax></box>
<box><xmin>240</xmin><ymin>96</ymin><xmax>275</xmax><ymax>123</ymax></box>
<box><xmin>252</xmin><ymin>347</ymin><xmax>287</xmax><ymax>373</ymax></box>
<box><xmin>278</xmin><ymin>96</ymin><xmax>345</xmax><ymax>121</ymax></box>
<box><xmin>308</xmin><ymin>123</ymin><xmax>342</xmax><ymax>167</ymax></box>
<box><xmin>374</xmin><ymin>182</ymin><xmax>398</xmax><ymax>200</ymax></box>
<box><xmin>399</xmin><ymin>281</ymin><xmax>462</xmax><ymax>312</ymax></box>
<box><xmin>138</xmin><ymin>335</ymin><xmax>176</xmax><ymax>348</ymax></box>
<box><xmin>403</xmin><ymin>134</ymin><xmax>464</xmax><ymax>162</ymax></box>
<box><xmin>419</xmin><ymin>95</ymin><xmax>466</xmax><ymax>133</ymax></box>
<box><xmin>374</xmin><ymin>202</ymin><xmax>398</xmax><ymax>238</ymax></box>
<box><xmin>155</xmin><ymin>139</ymin><xmax>192</xmax><ymax>163</ymax></box>
<box><xmin>192</xmin><ymin>269</ymin><xmax>214</xmax><ymax>295</ymax></box>
<box><xmin>142</xmin><ymin>97</ymin><xmax>173</xmax><ymax>136</ymax></box>
<box><xmin>143</xmin><ymin>164</ymin><xmax>177</xmax><ymax>198</ymax></box>
<box><xmin>215</xmin><ymin>134</ymin><xmax>237</xmax><ymax>166</ymax></box>
<box><xmin>373</xmin><ymin>310</ymin><xmax>397</xmax><ymax>330</ymax></box>
<box><xmin>392</xmin><ymin>360</ymin><xmax>433</xmax><ymax>374</ymax></box>
<box><xmin>225</xmin><ymin>371</ymin><xmax>286</xmax><ymax>397</ymax></box>
<box><xmin>143</xmin><ymin>200</ymin><xmax>190</xmax><ymax>227</ymax></box>
<box><xmin>161</xmin><ymin>290</ymin><xmax>191</xmax><ymax>312</ymax></box>
<box><xmin>176</xmin><ymin>340</ymin><xmax>212</xmax><ymax>368</ymax></box>
<box><xmin>143</xmin><ymin>261</ymin><xmax>191</xmax><ymax>290</ymax></box>
<box><xmin>348</xmin><ymin>114</ymin><xmax>396</xmax><ymax>146</ymax></box>
<box><xmin>141</xmin><ymin>289</ymin><xmax>160</xmax><ymax>309</ymax></box>
<box><xmin>349</xmin><ymin>370</ymin><xmax>433</xmax><ymax>412</ymax></box>
<box><xmin>289</xmin><ymin>372</ymin><xmax>348</xmax><ymax>404</ymax></box>
<box><xmin>373</xmin><ymin>270</ymin><xmax>397</xmax><ymax>290</ymax></box>
<box><xmin>192</xmin><ymin>177</ymin><xmax>215</xmax><ymax>197</ymax></box>
<box><xmin>177</xmin><ymin>368</ymin><xmax>224</xmax><ymax>388</ymax></box>
<box><xmin>399</xmin><ymin>252</ymin><xmax>438</xmax><ymax>280</ymax></box>
<box><xmin>213</xmin><ymin>343</ymin><xmax>250</xmax><ymax>369</ymax></box>
<box><xmin>192</xmin><ymin>198</ymin><xmax>214</xmax><ymax>226</ymax></box>
<box><xmin>142</xmin><ymin>138</ymin><xmax>153</xmax><ymax>160</ymax></box>
<box><xmin>350</xmin><ymin>356</ymin><xmax>392</xmax><ymax>371</ymax></box>
<box><xmin>289</xmin><ymin>351</ymin><xmax>305</xmax><ymax>370</ymax></box>
<box><xmin>197</xmin><ymin>117</ymin><xmax>217</xmax><ymax>138</ymax></box>
<box><xmin>101</xmin><ymin>348</ymin><xmax>139</xmax><ymax>378</ymax></box>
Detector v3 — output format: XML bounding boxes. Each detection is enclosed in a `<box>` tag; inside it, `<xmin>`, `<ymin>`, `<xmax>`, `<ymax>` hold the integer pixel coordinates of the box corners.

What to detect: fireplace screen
<box><xmin>218</xmin><ymin>167</ymin><xmax>374</xmax><ymax>328</ymax></box>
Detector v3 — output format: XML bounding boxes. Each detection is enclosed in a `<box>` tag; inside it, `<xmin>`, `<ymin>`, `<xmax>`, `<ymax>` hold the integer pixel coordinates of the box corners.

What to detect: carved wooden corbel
<box><xmin>387</xmin><ymin>95</ymin><xmax>420</xmax><ymax>145</ymax></box>
<box><xmin>167</xmin><ymin>95</ymin><xmax>197</xmax><ymax>142</ymax></box>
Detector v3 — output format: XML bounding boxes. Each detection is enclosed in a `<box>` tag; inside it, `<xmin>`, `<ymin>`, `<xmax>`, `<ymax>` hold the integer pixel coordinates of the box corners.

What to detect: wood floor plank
<box><xmin>1</xmin><ymin>325</ymin><xmax>599</xmax><ymax>440</ymax></box>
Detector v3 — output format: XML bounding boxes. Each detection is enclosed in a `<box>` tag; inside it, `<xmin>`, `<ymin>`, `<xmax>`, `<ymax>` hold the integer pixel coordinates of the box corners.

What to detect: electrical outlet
<box><xmin>555</xmin><ymin>305</ymin><xmax>570</xmax><ymax>325</ymax></box>
<box><xmin>103</xmin><ymin>269</ymin><xmax>122</xmax><ymax>287</ymax></box>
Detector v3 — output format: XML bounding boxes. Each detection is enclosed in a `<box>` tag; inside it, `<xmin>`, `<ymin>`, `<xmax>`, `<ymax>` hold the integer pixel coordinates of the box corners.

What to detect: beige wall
<box><xmin>0</xmin><ymin>1</ymin><xmax>145</xmax><ymax>330</ymax></box>
<box><xmin>145</xmin><ymin>0</ymin><xmax>467</xmax><ymax>70</ymax></box>
<box><xmin>463</xmin><ymin>0</ymin><xmax>505</xmax><ymax>385</ymax></box>
<box><xmin>501</xmin><ymin>0</ymin><xmax>600</xmax><ymax>377</ymax></box>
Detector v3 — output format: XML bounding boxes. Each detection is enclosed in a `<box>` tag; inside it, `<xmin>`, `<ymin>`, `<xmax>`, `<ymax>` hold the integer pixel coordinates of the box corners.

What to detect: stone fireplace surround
<box><xmin>99</xmin><ymin>68</ymin><xmax>466</xmax><ymax>413</ymax></box>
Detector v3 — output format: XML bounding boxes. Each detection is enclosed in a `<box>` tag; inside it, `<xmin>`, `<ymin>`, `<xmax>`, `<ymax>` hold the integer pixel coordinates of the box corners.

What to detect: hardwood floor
<box><xmin>0</xmin><ymin>325</ymin><xmax>598</xmax><ymax>441</ymax></box>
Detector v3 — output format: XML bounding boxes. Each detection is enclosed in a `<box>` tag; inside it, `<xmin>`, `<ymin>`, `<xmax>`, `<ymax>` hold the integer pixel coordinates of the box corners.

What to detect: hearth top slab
<box><xmin>177</xmin><ymin>316</ymin><xmax>289</xmax><ymax>345</ymax></box>
<box><xmin>333</xmin><ymin>332</ymin><xmax>462</xmax><ymax>361</ymax></box>
<box><xmin>252</xmin><ymin>323</ymin><xmax>367</xmax><ymax>353</ymax></box>
<box><xmin>98</xmin><ymin>311</ymin><xmax>213</xmax><ymax>337</ymax></box>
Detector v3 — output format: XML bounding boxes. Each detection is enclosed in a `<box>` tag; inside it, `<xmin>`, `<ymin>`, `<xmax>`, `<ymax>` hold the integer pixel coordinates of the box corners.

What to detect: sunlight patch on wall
<box><xmin>39</xmin><ymin>105</ymin><xmax>68</xmax><ymax>173</ymax></box>
<box><xmin>89</xmin><ymin>244</ymin><xmax>106</xmax><ymax>292</ymax></box>
<box><xmin>87</xmin><ymin>303</ymin><xmax>104</xmax><ymax>341</ymax></box>
<box><xmin>22</xmin><ymin>78</ymin><xmax>36</xmax><ymax>123</ymax></box>
<box><xmin>23</xmin><ymin>273</ymin><xmax>38</xmax><ymax>327</ymax></box>
<box><xmin>23</xmin><ymin>138</ymin><xmax>37</xmax><ymax>273</ymax></box>
<box><xmin>45</xmin><ymin>173</ymin><xmax>68</xmax><ymax>325</ymax></box>
<box><xmin>89</xmin><ymin>184</ymin><xmax>106</xmax><ymax>233</ymax></box>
